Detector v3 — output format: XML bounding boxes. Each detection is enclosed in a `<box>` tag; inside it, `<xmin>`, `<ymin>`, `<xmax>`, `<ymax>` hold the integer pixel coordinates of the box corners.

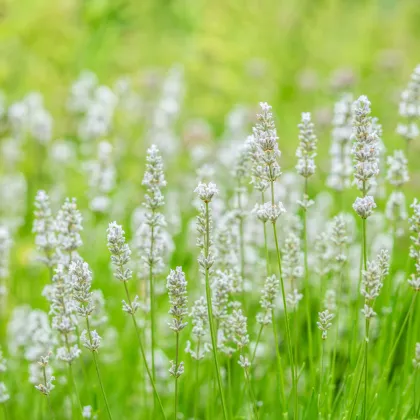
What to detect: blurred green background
<box><xmin>1</xmin><ymin>0</ymin><xmax>420</xmax><ymax>138</ymax></box>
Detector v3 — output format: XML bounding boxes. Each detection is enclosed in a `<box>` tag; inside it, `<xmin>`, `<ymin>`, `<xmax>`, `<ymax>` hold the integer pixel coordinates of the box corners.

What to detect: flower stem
<box><xmin>361</xmin><ymin>217</ymin><xmax>369</xmax><ymax>420</ymax></box>
<box><xmin>204</xmin><ymin>201</ymin><xmax>228</xmax><ymax>420</ymax></box>
<box><xmin>272</xmin><ymin>222</ymin><xmax>297</xmax><ymax>418</ymax></box>
<box><xmin>85</xmin><ymin>318</ymin><xmax>113</xmax><ymax>420</ymax></box>
<box><xmin>123</xmin><ymin>282</ymin><xmax>167</xmax><ymax>419</ymax></box>
<box><xmin>194</xmin><ymin>339</ymin><xmax>201</xmax><ymax>420</ymax></box>
<box><xmin>303</xmin><ymin>179</ymin><xmax>315</xmax><ymax>385</ymax></box>
<box><xmin>174</xmin><ymin>332</ymin><xmax>179</xmax><ymax>420</ymax></box>
<box><xmin>148</xmin><ymin>219</ymin><xmax>156</xmax><ymax>381</ymax></box>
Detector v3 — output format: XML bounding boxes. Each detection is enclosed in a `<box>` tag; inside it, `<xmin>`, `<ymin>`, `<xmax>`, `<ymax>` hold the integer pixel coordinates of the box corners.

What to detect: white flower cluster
<box><xmin>282</xmin><ymin>232</ymin><xmax>303</xmax><ymax>311</ymax></box>
<box><xmin>353</xmin><ymin>196</ymin><xmax>376</xmax><ymax>219</ymax></box>
<box><xmin>0</xmin><ymin>347</ymin><xmax>9</xmax><ymax>404</ymax></box>
<box><xmin>256</xmin><ymin>275</ymin><xmax>279</xmax><ymax>325</ymax></box>
<box><xmin>385</xmin><ymin>150</ymin><xmax>409</xmax><ymax>227</ymax></box>
<box><xmin>8</xmin><ymin>92</ymin><xmax>53</xmax><ymax>143</ymax></box>
<box><xmin>296</xmin><ymin>112</ymin><xmax>317</xmax><ymax>178</ymax></box>
<box><xmin>0</xmin><ymin>226</ymin><xmax>11</xmax><ymax>281</ymax></box>
<box><xmin>249</xmin><ymin>102</ymin><xmax>282</xmax><ymax>192</ymax></box>
<box><xmin>56</xmin><ymin>198</ymin><xmax>83</xmax><ymax>261</ymax></box>
<box><xmin>327</xmin><ymin>94</ymin><xmax>354</xmax><ymax>191</ymax></box>
<box><xmin>138</xmin><ymin>145</ymin><xmax>167</xmax><ymax>278</ymax></box>
<box><xmin>397</xmin><ymin>64</ymin><xmax>420</xmax><ymax>143</ymax></box>
<box><xmin>361</xmin><ymin>250</ymin><xmax>389</xmax><ymax>319</ymax></box>
<box><xmin>33</xmin><ymin>190</ymin><xmax>57</xmax><ymax>267</ymax></box>
<box><xmin>253</xmin><ymin>202</ymin><xmax>286</xmax><ymax>224</ymax></box>
<box><xmin>84</xmin><ymin>141</ymin><xmax>116</xmax><ymax>213</ymax></box>
<box><xmin>167</xmin><ymin>267</ymin><xmax>188</xmax><ymax>333</ymax></box>
<box><xmin>34</xmin><ymin>352</ymin><xmax>55</xmax><ymax>396</ymax></box>
<box><xmin>351</xmin><ymin>95</ymin><xmax>380</xmax><ymax>193</ymax></box>
<box><xmin>185</xmin><ymin>297</ymin><xmax>210</xmax><ymax>360</ymax></box>
<box><xmin>317</xmin><ymin>310</ymin><xmax>334</xmax><ymax>340</ymax></box>
<box><xmin>413</xmin><ymin>343</ymin><xmax>420</xmax><ymax>369</ymax></box>
<box><xmin>408</xmin><ymin>200</ymin><xmax>420</xmax><ymax>291</ymax></box>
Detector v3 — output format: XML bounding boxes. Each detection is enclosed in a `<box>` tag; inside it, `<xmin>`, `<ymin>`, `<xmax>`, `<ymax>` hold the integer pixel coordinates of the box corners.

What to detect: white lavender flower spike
<box><xmin>353</xmin><ymin>196</ymin><xmax>376</xmax><ymax>219</ymax></box>
<box><xmin>296</xmin><ymin>112</ymin><xmax>317</xmax><ymax>178</ymax></box>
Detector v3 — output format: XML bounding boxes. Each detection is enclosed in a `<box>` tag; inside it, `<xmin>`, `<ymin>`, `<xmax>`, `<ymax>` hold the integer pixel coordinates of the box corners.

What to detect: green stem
<box><xmin>361</xmin><ymin>217</ymin><xmax>368</xmax><ymax>420</ymax></box>
<box><xmin>86</xmin><ymin>318</ymin><xmax>113</xmax><ymax>420</ymax></box>
<box><xmin>318</xmin><ymin>341</ymin><xmax>325</xmax><ymax>415</ymax></box>
<box><xmin>303</xmin><ymin>180</ymin><xmax>315</xmax><ymax>385</ymax></box>
<box><xmin>273</xmin><ymin>222</ymin><xmax>297</xmax><ymax>419</ymax></box>
<box><xmin>43</xmin><ymin>367</ymin><xmax>55</xmax><ymax>420</ymax></box>
<box><xmin>123</xmin><ymin>282</ymin><xmax>166</xmax><ymax>419</ymax></box>
<box><xmin>204</xmin><ymin>201</ymin><xmax>228</xmax><ymax>420</ymax></box>
<box><xmin>174</xmin><ymin>332</ymin><xmax>179</xmax><ymax>420</ymax></box>
<box><xmin>271</xmin><ymin>308</ymin><xmax>286</xmax><ymax>412</ymax></box>
<box><xmin>149</xmin><ymin>220</ymin><xmax>156</xmax><ymax>381</ymax></box>
<box><xmin>251</xmin><ymin>325</ymin><xmax>264</xmax><ymax>363</ymax></box>
<box><xmin>194</xmin><ymin>339</ymin><xmax>201</xmax><ymax>420</ymax></box>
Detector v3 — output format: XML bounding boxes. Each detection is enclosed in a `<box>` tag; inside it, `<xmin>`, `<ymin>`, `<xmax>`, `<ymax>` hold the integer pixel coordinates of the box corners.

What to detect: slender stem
<box><xmin>149</xmin><ymin>220</ymin><xmax>156</xmax><ymax>381</ymax></box>
<box><xmin>303</xmin><ymin>179</ymin><xmax>315</xmax><ymax>385</ymax></box>
<box><xmin>237</xmin><ymin>184</ymin><xmax>246</xmax><ymax>305</ymax></box>
<box><xmin>85</xmin><ymin>318</ymin><xmax>113</xmax><ymax>420</ymax></box>
<box><xmin>174</xmin><ymin>332</ymin><xmax>179</xmax><ymax>420</ymax></box>
<box><xmin>269</xmin><ymin>174</ymin><xmax>297</xmax><ymax>418</ymax></box>
<box><xmin>361</xmin><ymin>217</ymin><xmax>368</xmax><ymax>420</ymax></box>
<box><xmin>273</xmin><ymin>222</ymin><xmax>297</xmax><ymax>418</ymax></box>
<box><xmin>203</xmin><ymin>201</ymin><xmax>228</xmax><ymax>420</ymax></box>
<box><xmin>244</xmin><ymin>367</ymin><xmax>260</xmax><ymax>420</ymax></box>
<box><xmin>42</xmin><ymin>367</ymin><xmax>55</xmax><ymax>420</ymax></box>
<box><xmin>373</xmin><ymin>293</ymin><xmax>417</xmax><ymax>396</ymax></box>
<box><xmin>271</xmin><ymin>308</ymin><xmax>286</xmax><ymax>411</ymax></box>
<box><xmin>194</xmin><ymin>339</ymin><xmax>201</xmax><ymax>420</ymax></box>
<box><xmin>123</xmin><ymin>282</ymin><xmax>167</xmax><ymax>419</ymax></box>
<box><xmin>251</xmin><ymin>325</ymin><xmax>264</xmax><ymax>363</ymax></box>
<box><xmin>318</xmin><ymin>341</ymin><xmax>325</xmax><ymax>415</ymax></box>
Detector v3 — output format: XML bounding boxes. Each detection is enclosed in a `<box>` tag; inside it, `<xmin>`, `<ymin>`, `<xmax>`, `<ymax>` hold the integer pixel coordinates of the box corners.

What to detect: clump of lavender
<box><xmin>327</xmin><ymin>94</ymin><xmax>353</xmax><ymax>192</ymax></box>
<box><xmin>56</xmin><ymin>198</ymin><xmax>83</xmax><ymax>266</ymax></box>
<box><xmin>317</xmin><ymin>310</ymin><xmax>334</xmax><ymax>340</ymax></box>
<box><xmin>413</xmin><ymin>343</ymin><xmax>420</xmax><ymax>369</ymax></box>
<box><xmin>296</xmin><ymin>112</ymin><xmax>317</xmax><ymax>209</ymax></box>
<box><xmin>50</xmin><ymin>265</ymin><xmax>81</xmax><ymax>365</ymax></box>
<box><xmin>408</xmin><ymin>200</ymin><xmax>420</xmax><ymax>291</ymax></box>
<box><xmin>283</xmin><ymin>232</ymin><xmax>303</xmax><ymax>312</ymax></box>
<box><xmin>396</xmin><ymin>64</ymin><xmax>420</xmax><ymax>148</ymax></box>
<box><xmin>251</xmin><ymin>102</ymin><xmax>297</xmax><ymax>410</ymax></box>
<box><xmin>70</xmin><ymin>259</ymin><xmax>113</xmax><ymax>420</ymax></box>
<box><xmin>106</xmin><ymin>222</ymin><xmax>165</xmax><ymax>417</ymax></box>
<box><xmin>185</xmin><ymin>297</ymin><xmax>209</xmax><ymax>361</ymax></box>
<box><xmin>385</xmin><ymin>150</ymin><xmax>409</xmax><ymax>236</ymax></box>
<box><xmin>167</xmin><ymin>267</ymin><xmax>188</xmax><ymax>417</ymax></box>
<box><xmin>351</xmin><ymin>96</ymin><xmax>379</xmax><ymax>217</ymax></box>
<box><xmin>195</xmin><ymin>181</ymin><xmax>228</xmax><ymax>419</ymax></box>
<box><xmin>256</xmin><ymin>275</ymin><xmax>279</xmax><ymax>326</ymax></box>
<box><xmin>33</xmin><ymin>190</ymin><xmax>57</xmax><ymax>271</ymax></box>
<box><xmin>34</xmin><ymin>352</ymin><xmax>55</xmax><ymax>397</ymax></box>
<box><xmin>34</xmin><ymin>352</ymin><xmax>55</xmax><ymax>417</ymax></box>
<box><xmin>84</xmin><ymin>141</ymin><xmax>116</xmax><ymax>213</ymax></box>
<box><xmin>0</xmin><ymin>226</ymin><xmax>11</xmax><ymax>304</ymax></box>
<box><xmin>0</xmin><ymin>347</ymin><xmax>9</xmax><ymax>404</ymax></box>
<box><xmin>140</xmin><ymin>144</ymin><xmax>167</xmax><ymax>380</ymax></box>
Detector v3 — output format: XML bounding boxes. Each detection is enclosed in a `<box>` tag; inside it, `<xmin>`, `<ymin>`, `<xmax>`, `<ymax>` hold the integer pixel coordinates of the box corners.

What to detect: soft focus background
<box><xmin>1</xmin><ymin>0</ymin><xmax>420</xmax><ymax>418</ymax></box>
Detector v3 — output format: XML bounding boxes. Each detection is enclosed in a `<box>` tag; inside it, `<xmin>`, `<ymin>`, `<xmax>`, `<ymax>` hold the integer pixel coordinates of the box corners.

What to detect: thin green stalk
<box><xmin>123</xmin><ymin>282</ymin><xmax>166</xmax><ymax>419</ymax></box>
<box><xmin>238</xmin><ymin>184</ymin><xmax>246</xmax><ymax>305</ymax></box>
<box><xmin>86</xmin><ymin>318</ymin><xmax>113</xmax><ymax>420</ymax></box>
<box><xmin>273</xmin><ymin>222</ymin><xmax>297</xmax><ymax>418</ymax></box>
<box><xmin>42</xmin><ymin>367</ymin><xmax>55</xmax><ymax>420</ymax></box>
<box><xmin>269</xmin><ymin>177</ymin><xmax>297</xmax><ymax>418</ymax></box>
<box><xmin>271</xmin><ymin>308</ymin><xmax>286</xmax><ymax>411</ymax></box>
<box><xmin>174</xmin><ymin>332</ymin><xmax>179</xmax><ymax>420</ymax></box>
<box><xmin>318</xmin><ymin>341</ymin><xmax>325</xmax><ymax>415</ymax></box>
<box><xmin>251</xmin><ymin>325</ymin><xmax>264</xmax><ymax>363</ymax></box>
<box><xmin>148</xmin><ymin>220</ymin><xmax>156</xmax><ymax>381</ymax></box>
<box><xmin>373</xmin><ymin>293</ymin><xmax>417</xmax><ymax>397</ymax></box>
<box><xmin>194</xmin><ymin>339</ymin><xmax>201</xmax><ymax>420</ymax></box>
<box><xmin>244</xmin><ymin>364</ymin><xmax>260</xmax><ymax>420</ymax></box>
<box><xmin>361</xmin><ymin>217</ymin><xmax>368</xmax><ymax>420</ymax></box>
<box><xmin>227</xmin><ymin>357</ymin><xmax>233</xmax><ymax>420</ymax></box>
<box><xmin>204</xmin><ymin>202</ymin><xmax>228</xmax><ymax>420</ymax></box>
<box><xmin>303</xmin><ymin>180</ymin><xmax>315</xmax><ymax>385</ymax></box>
